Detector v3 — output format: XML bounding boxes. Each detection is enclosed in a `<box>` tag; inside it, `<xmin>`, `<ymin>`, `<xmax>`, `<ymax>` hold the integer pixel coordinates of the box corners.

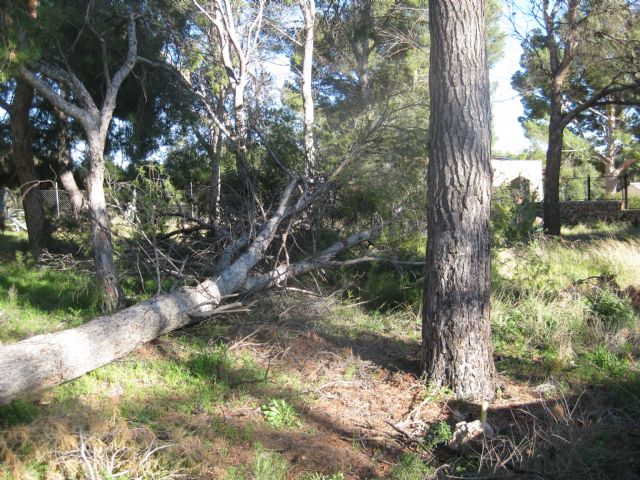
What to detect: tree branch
<box><xmin>100</xmin><ymin>14</ymin><xmax>139</xmax><ymax>133</ymax></box>
<box><xmin>18</xmin><ymin>65</ymin><xmax>94</xmax><ymax>131</ymax></box>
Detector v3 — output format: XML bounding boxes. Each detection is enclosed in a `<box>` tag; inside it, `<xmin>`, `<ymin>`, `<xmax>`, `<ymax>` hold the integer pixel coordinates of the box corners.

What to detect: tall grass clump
<box><xmin>492</xmin><ymin>231</ymin><xmax>640</xmax><ymax>376</ymax></box>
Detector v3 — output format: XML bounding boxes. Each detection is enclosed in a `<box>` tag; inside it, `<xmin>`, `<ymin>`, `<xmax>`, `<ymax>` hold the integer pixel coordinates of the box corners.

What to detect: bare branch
<box><xmin>100</xmin><ymin>14</ymin><xmax>139</xmax><ymax>133</ymax></box>
<box><xmin>18</xmin><ymin>65</ymin><xmax>94</xmax><ymax>131</ymax></box>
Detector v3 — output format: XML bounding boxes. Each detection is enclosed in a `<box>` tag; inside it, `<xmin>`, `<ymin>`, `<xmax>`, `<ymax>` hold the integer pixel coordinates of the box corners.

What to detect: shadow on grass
<box><xmin>0</xmin><ymin>232</ymin><xmax>28</xmax><ymax>259</ymax></box>
<box><xmin>0</xmin><ymin>268</ymin><xmax>97</xmax><ymax>315</ymax></box>
<box><xmin>1</xmin><ymin>287</ymin><xmax>639</xmax><ymax>479</ymax></box>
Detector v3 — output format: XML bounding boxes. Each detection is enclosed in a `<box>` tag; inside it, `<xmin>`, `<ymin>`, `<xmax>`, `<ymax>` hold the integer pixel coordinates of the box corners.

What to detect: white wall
<box><xmin>491</xmin><ymin>159</ymin><xmax>544</xmax><ymax>197</ymax></box>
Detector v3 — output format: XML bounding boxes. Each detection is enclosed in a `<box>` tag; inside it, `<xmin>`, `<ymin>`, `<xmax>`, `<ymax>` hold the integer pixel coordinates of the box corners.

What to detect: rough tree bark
<box><xmin>9</xmin><ymin>80</ymin><xmax>50</xmax><ymax>256</ymax></box>
<box><xmin>54</xmin><ymin>109</ymin><xmax>86</xmax><ymax>214</ymax></box>
<box><xmin>0</xmin><ymin>175</ymin><xmax>372</xmax><ymax>405</ymax></box>
<box><xmin>19</xmin><ymin>14</ymin><xmax>139</xmax><ymax>312</ymax></box>
<box><xmin>0</xmin><ymin>186</ymin><xmax>8</xmax><ymax>231</ymax></box>
<box><xmin>541</xmin><ymin>0</ymin><xmax>578</xmax><ymax>236</ymax></box>
<box><xmin>422</xmin><ymin>0</ymin><xmax>496</xmax><ymax>400</ymax></box>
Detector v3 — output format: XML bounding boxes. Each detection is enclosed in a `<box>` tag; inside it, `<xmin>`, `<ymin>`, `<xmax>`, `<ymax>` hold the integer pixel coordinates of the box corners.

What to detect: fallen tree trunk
<box><xmin>0</xmin><ymin>175</ymin><xmax>373</xmax><ymax>405</ymax></box>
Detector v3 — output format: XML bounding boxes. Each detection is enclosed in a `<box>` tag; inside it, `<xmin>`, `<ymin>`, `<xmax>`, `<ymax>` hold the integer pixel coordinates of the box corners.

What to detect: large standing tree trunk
<box><xmin>544</xmin><ymin>96</ymin><xmax>564</xmax><ymax>236</ymax></box>
<box><xmin>54</xmin><ymin>109</ymin><xmax>86</xmax><ymax>214</ymax></box>
<box><xmin>86</xmin><ymin>136</ymin><xmax>123</xmax><ymax>313</ymax></box>
<box><xmin>10</xmin><ymin>80</ymin><xmax>49</xmax><ymax>256</ymax></box>
<box><xmin>422</xmin><ymin>0</ymin><xmax>495</xmax><ymax>400</ymax></box>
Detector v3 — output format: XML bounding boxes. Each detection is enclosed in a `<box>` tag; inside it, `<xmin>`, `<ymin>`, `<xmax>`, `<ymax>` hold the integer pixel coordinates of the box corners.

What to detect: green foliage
<box><xmin>491</xmin><ymin>184</ymin><xmax>540</xmax><ymax>248</ymax></box>
<box><xmin>387</xmin><ymin>453</ymin><xmax>434</xmax><ymax>480</ymax></box>
<box><xmin>252</xmin><ymin>444</ymin><xmax>290</xmax><ymax>480</ymax></box>
<box><xmin>585</xmin><ymin>346</ymin><xmax>628</xmax><ymax>377</ymax></box>
<box><xmin>260</xmin><ymin>399</ymin><xmax>301</xmax><ymax>428</ymax></box>
<box><xmin>186</xmin><ymin>346</ymin><xmax>229</xmax><ymax>380</ymax></box>
<box><xmin>424</xmin><ymin>421</ymin><xmax>452</xmax><ymax>449</ymax></box>
<box><xmin>361</xmin><ymin>268</ymin><xmax>421</xmax><ymax>310</ymax></box>
<box><xmin>0</xmin><ymin>400</ymin><xmax>39</xmax><ymax>427</ymax></box>
<box><xmin>129</xmin><ymin>164</ymin><xmax>182</xmax><ymax>236</ymax></box>
<box><xmin>588</xmin><ymin>287</ymin><xmax>636</xmax><ymax>332</ymax></box>
<box><xmin>301</xmin><ymin>473</ymin><xmax>347</xmax><ymax>480</ymax></box>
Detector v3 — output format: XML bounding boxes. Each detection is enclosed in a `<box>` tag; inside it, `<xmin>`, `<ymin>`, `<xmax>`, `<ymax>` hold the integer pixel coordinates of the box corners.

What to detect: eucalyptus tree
<box><xmin>297</xmin><ymin>0</ymin><xmax>317</xmax><ymax>177</ymax></box>
<box><xmin>511</xmin><ymin>0</ymin><xmax>640</xmax><ymax>234</ymax></box>
<box><xmin>191</xmin><ymin>0</ymin><xmax>266</xmax><ymax>186</ymax></box>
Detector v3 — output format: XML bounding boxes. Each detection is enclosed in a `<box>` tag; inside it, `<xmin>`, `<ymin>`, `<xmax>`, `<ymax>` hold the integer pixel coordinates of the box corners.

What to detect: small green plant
<box><xmin>224</xmin><ymin>466</ymin><xmax>247</xmax><ymax>480</ymax></box>
<box><xmin>388</xmin><ymin>453</ymin><xmax>434</xmax><ymax>479</ymax></box>
<box><xmin>252</xmin><ymin>444</ymin><xmax>289</xmax><ymax>480</ymax></box>
<box><xmin>260</xmin><ymin>399</ymin><xmax>301</xmax><ymax>428</ymax></box>
<box><xmin>186</xmin><ymin>347</ymin><xmax>228</xmax><ymax>380</ymax></box>
<box><xmin>585</xmin><ymin>345</ymin><xmax>628</xmax><ymax>377</ymax></box>
<box><xmin>301</xmin><ymin>472</ymin><xmax>347</xmax><ymax>480</ymax></box>
<box><xmin>589</xmin><ymin>287</ymin><xmax>636</xmax><ymax>332</ymax></box>
<box><xmin>423</xmin><ymin>420</ymin><xmax>452</xmax><ymax>449</ymax></box>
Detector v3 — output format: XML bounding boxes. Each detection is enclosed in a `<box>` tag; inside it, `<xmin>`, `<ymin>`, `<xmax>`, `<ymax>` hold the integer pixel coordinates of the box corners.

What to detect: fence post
<box><xmin>586</xmin><ymin>175</ymin><xmax>591</xmax><ymax>201</ymax></box>
<box><xmin>55</xmin><ymin>181</ymin><xmax>60</xmax><ymax>218</ymax></box>
<box><xmin>624</xmin><ymin>173</ymin><xmax>629</xmax><ymax>210</ymax></box>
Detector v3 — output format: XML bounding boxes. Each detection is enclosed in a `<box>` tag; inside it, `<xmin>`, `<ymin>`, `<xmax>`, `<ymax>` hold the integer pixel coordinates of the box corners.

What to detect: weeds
<box><xmin>588</xmin><ymin>286</ymin><xmax>636</xmax><ymax>332</ymax></box>
<box><xmin>387</xmin><ymin>453</ymin><xmax>434</xmax><ymax>480</ymax></box>
<box><xmin>0</xmin><ymin>226</ymin><xmax>639</xmax><ymax>478</ymax></box>
<box><xmin>423</xmin><ymin>420</ymin><xmax>452</xmax><ymax>449</ymax></box>
<box><xmin>260</xmin><ymin>399</ymin><xmax>301</xmax><ymax>428</ymax></box>
<box><xmin>251</xmin><ymin>444</ymin><xmax>290</xmax><ymax>480</ymax></box>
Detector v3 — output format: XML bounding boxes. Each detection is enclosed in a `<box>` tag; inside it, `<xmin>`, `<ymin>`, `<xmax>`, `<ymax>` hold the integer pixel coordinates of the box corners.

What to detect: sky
<box><xmin>489</xmin><ymin>19</ymin><xmax>530</xmax><ymax>155</ymax></box>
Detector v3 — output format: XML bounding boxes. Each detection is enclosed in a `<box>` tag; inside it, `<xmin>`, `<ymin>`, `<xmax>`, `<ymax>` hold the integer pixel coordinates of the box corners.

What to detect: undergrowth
<box><xmin>1</xmin><ymin>224</ymin><xmax>639</xmax><ymax>478</ymax></box>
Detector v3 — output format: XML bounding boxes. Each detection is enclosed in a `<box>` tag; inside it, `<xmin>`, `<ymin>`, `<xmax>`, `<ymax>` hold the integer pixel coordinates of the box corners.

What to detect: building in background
<box><xmin>491</xmin><ymin>157</ymin><xmax>543</xmax><ymax>199</ymax></box>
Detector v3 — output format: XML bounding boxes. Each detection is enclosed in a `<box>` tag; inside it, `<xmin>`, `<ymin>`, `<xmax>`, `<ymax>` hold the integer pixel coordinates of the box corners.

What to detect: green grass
<box><xmin>1</xmin><ymin>225</ymin><xmax>639</xmax><ymax>479</ymax></box>
<box><xmin>491</xmin><ymin>224</ymin><xmax>640</xmax><ymax>386</ymax></box>
<box><xmin>0</xmin><ymin>232</ymin><xmax>99</xmax><ymax>343</ymax></box>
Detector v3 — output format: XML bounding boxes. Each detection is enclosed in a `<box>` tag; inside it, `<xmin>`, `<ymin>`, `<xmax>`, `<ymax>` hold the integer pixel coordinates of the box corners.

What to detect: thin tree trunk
<box><xmin>209</xmin><ymin>94</ymin><xmax>226</xmax><ymax>224</ymax></box>
<box><xmin>209</xmin><ymin>126</ymin><xmax>222</xmax><ymax>224</ymax></box>
<box><xmin>422</xmin><ymin>0</ymin><xmax>495</xmax><ymax>400</ymax></box>
<box><xmin>10</xmin><ymin>80</ymin><xmax>49</xmax><ymax>256</ymax></box>
<box><xmin>54</xmin><ymin>109</ymin><xmax>86</xmax><ymax>214</ymax></box>
<box><xmin>86</xmin><ymin>137</ymin><xmax>123</xmax><ymax>313</ymax></box>
<box><xmin>299</xmin><ymin>0</ymin><xmax>316</xmax><ymax>177</ymax></box>
<box><xmin>0</xmin><ymin>186</ymin><xmax>8</xmax><ymax>232</ymax></box>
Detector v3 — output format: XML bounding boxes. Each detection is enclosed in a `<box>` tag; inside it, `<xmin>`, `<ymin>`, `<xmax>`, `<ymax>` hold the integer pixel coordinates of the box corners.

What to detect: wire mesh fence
<box><xmin>559</xmin><ymin>174</ymin><xmax>639</xmax><ymax>209</ymax></box>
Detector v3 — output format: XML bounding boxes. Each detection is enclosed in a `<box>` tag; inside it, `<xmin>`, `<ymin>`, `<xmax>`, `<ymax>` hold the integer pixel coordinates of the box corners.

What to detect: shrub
<box><xmin>361</xmin><ymin>268</ymin><xmax>421</xmax><ymax>310</ymax></box>
<box><xmin>588</xmin><ymin>287</ymin><xmax>636</xmax><ymax>332</ymax></box>
<box><xmin>424</xmin><ymin>420</ymin><xmax>452</xmax><ymax>449</ymax></box>
<box><xmin>585</xmin><ymin>345</ymin><xmax>628</xmax><ymax>377</ymax></box>
<box><xmin>491</xmin><ymin>184</ymin><xmax>540</xmax><ymax>248</ymax></box>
